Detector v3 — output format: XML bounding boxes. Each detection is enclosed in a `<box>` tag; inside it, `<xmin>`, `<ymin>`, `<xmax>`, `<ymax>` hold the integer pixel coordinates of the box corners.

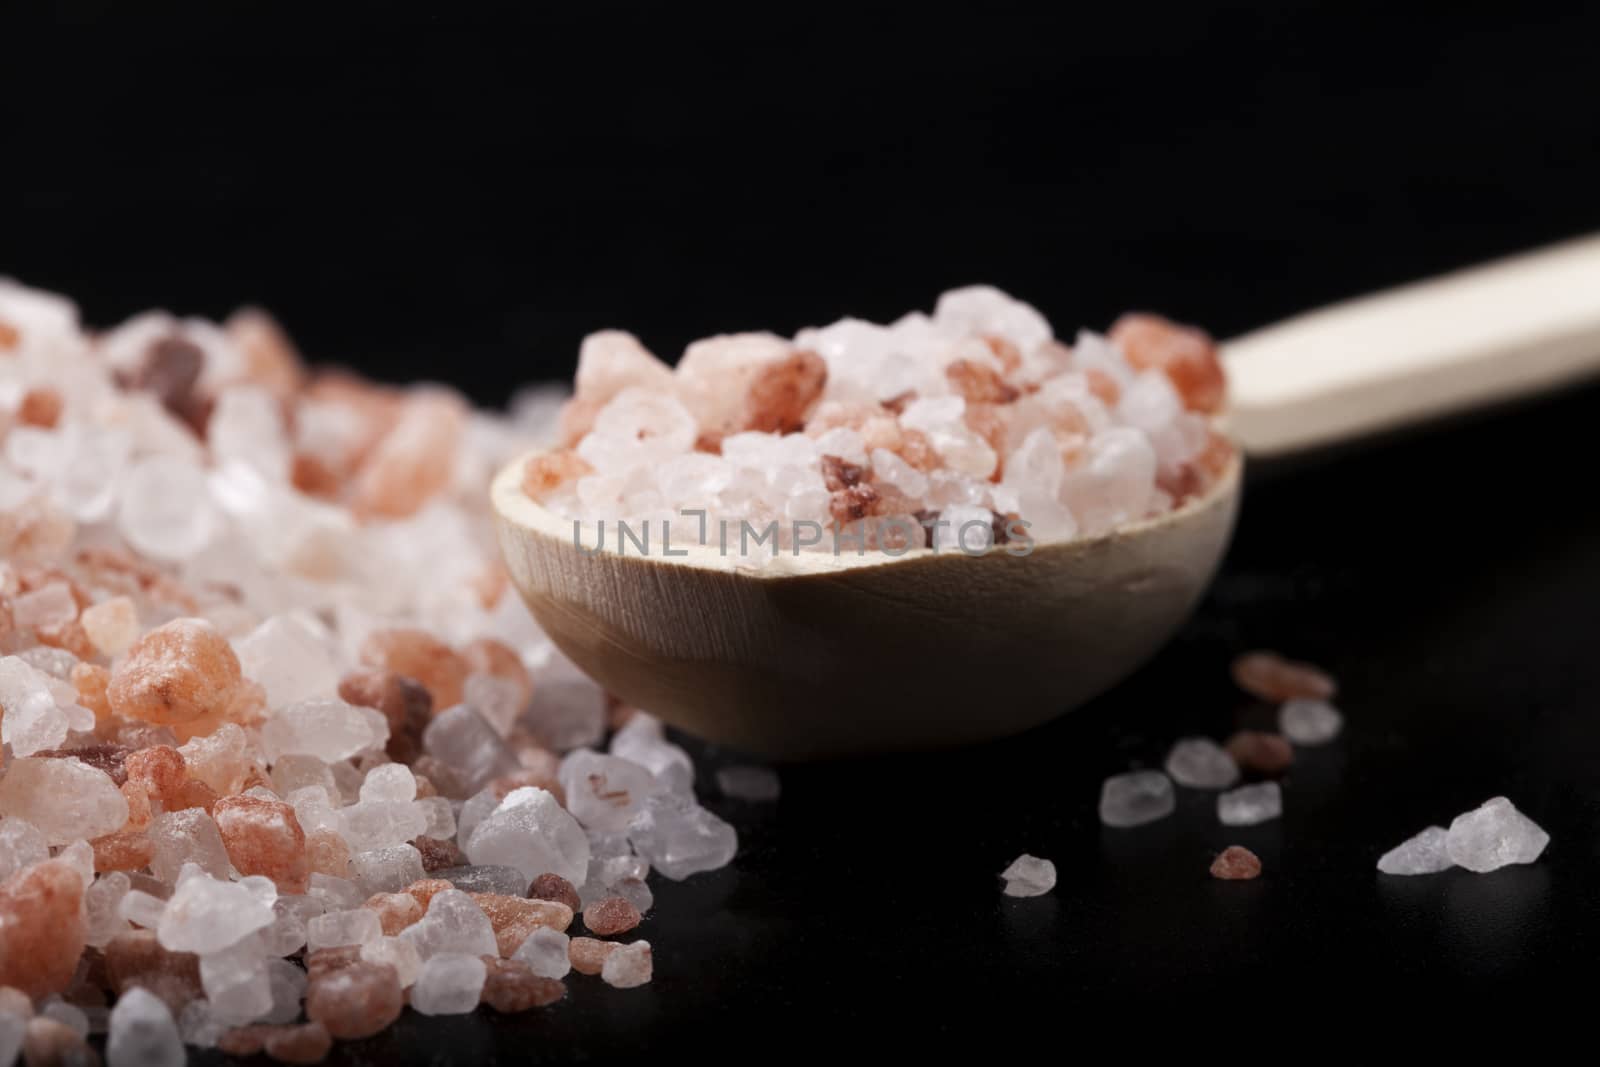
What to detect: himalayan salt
<box><xmin>411</xmin><ymin>954</ymin><xmax>486</xmax><ymax>1016</ymax></box>
<box><xmin>466</xmin><ymin>786</ymin><xmax>590</xmax><ymax>884</ymax></box>
<box><xmin>337</xmin><ymin>669</ymin><xmax>431</xmax><ymax>764</ymax></box>
<box><xmin>600</xmin><ymin>940</ymin><xmax>652</xmax><ymax>989</ymax></box>
<box><xmin>93</xmin><ymin>830</ymin><xmax>155</xmax><ymax>873</ymax></box>
<box><xmin>349</xmin><ymin>389</ymin><xmax>466</xmax><ymax>519</ymax></box>
<box><xmin>1445</xmin><ymin>797</ymin><xmax>1550</xmax><ymax>873</ymax></box>
<box><xmin>148</xmin><ymin>810</ymin><xmax>231</xmax><ymax>884</ymax></box>
<box><xmin>235</xmin><ymin>614</ymin><xmax>341</xmax><ymax>711</ymax></box>
<box><xmin>1108</xmin><ymin>313</ymin><xmax>1226</xmax><ymax>414</ymax></box>
<box><xmin>398</xmin><ymin>889</ymin><xmax>498</xmax><ymax>962</ymax></box>
<box><xmin>157</xmin><ymin>868</ymin><xmax>277</xmax><ymax>954</ymax></box>
<box><xmin>364</xmin><ymin>892</ymin><xmax>424</xmax><ymax>936</ymax></box>
<box><xmin>512</xmin><ymin>925</ymin><xmax>572</xmax><ymax>980</ymax></box>
<box><xmin>80</xmin><ymin>596</ymin><xmax>139</xmax><ymax>657</ymax></box>
<box><xmin>422</xmin><ymin>705</ymin><xmax>520</xmax><ymax>796</ymax></box>
<box><xmin>1218</xmin><ymin>782</ymin><xmax>1282</xmax><ymax>826</ymax></box>
<box><xmin>715</xmin><ymin>764</ymin><xmax>781</xmax><ymax>802</ymax></box>
<box><xmin>413</xmin><ymin>836</ymin><xmax>467</xmax><ymax>872</ymax></box>
<box><xmin>529</xmin><ymin>873</ymin><xmax>583</xmax><ymax>914</ymax></box>
<box><xmin>558</xmin><ymin>749</ymin><xmax>655</xmax><ymax>833</ymax></box>
<box><xmin>461</xmin><ymin>637</ymin><xmax>534</xmax><ymax>710</ymax></box>
<box><xmin>625</xmin><ymin>792</ymin><xmax>736</xmax><ymax>881</ymax></box>
<box><xmin>177</xmin><ymin>723</ymin><xmax>254</xmax><ymax>795</ymax></box>
<box><xmin>1377</xmin><ymin>826</ymin><xmax>1454</xmax><ymax>876</ymax></box>
<box><xmin>305</xmin><ymin>828</ymin><xmax>352</xmax><ymax>879</ymax></box>
<box><xmin>303</xmin><ymin>945</ymin><xmax>364</xmax><ymax>982</ymax></box>
<box><xmin>349</xmin><ymin>845</ymin><xmax>425</xmax><ymax>897</ymax></box>
<box><xmin>435</xmin><ymin>864</ymin><xmax>528</xmax><ymax>897</ymax></box>
<box><xmin>999</xmin><ymin>854</ymin><xmax>1056</xmax><ymax>898</ymax></box>
<box><xmin>107</xmin><ymin>619</ymin><xmax>243</xmax><ymax>727</ymax></box>
<box><xmin>0</xmin><ymin>758</ymin><xmax>129</xmax><ymax>844</ymax></box>
<box><xmin>1162</xmin><ymin>737</ymin><xmax>1240</xmax><ymax>790</ymax></box>
<box><xmin>103</xmin><ymin>930</ymin><xmax>202</xmax><ymax>1014</ymax></box>
<box><xmin>360</xmin><ymin>936</ymin><xmax>422</xmax><ymax>989</ymax></box>
<box><xmin>1278</xmin><ymin>698</ymin><xmax>1344</xmax><ymax>745</ymax></box>
<box><xmin>481</xmin><ymin>957</ymin><xmax>565</xmax><ymax>1013</ymax></box>
<box><xmin>1209</xmin><ymin>845</ymin><xmax>1263</xmax><ymax>880</ymax></box>
<box><xmin>359</xmin><ymin>628</ymin><xmax>467</xmax><ymax>710</ymax></box>
<box><xmin>1224</xmin><ymin>731</ymin><xmax>1294</xmax><ymax>776</ymax></box>
<box><xmin>0</xmin><ymin>819</ymin><xmax>50</xmax><ymax>881</ymax></box>
<box><xmin>1097</xmin><ymin>770</ymin><xmax>1176</xmax><ymax>828</ymax></box>
<box><xmin>106</xmin><ymin>987</ymin><xmax>183</xmax><ymax>1067</ymax></box>
<box><xmin>123</xmin><ymin>745</ymin><xmax>188</xmax><ymax>812</ymax></box>
<box><xmin>568</xmin><ymin>937</ymin><xmax>617</xmax><ymax>976</ymax></box>
<box><xmin>0</xmin><ymin>656</ymin><xmax>67</xmax><ymax>756</ymax></box>
<box><xmin>304</xmin><ymin>961</ymin><xmax>403</xmax><ymax>1040</ymax></box>
<box><xmin>583</xmin><ymin>896</ymin><xmax>641</xmax><ymax>936</ymax></box>
<box><xmin>1230</xmin><ymin>651</ymin><xmax>1336</xmax><ymax>703</ymax></box>
<box><xmin>0</xmin><ymin>860</ymin><xmax>88</xmax><ymax>998</ymax></box>
<box><xmin>213</xmin><ymin>795</ymin><xmax>310</xmax><ymax>892</ymax></box>
<box><xmin>260</xmin><ymin>698</ymin><xmax>387</xmax><ymax>763</ymax></box>
<box><xmin>401</xmin><ymin>879</ymin><xmax>456</xmax><ymax>911</ymax></box>
<box><xmin>307</xmin><ymin>909</ymin><xmax>383</xmax><ymax>952</ymax></box>
<box><xmin>0</xmin><ymin>1015</ymin><xmax>20</xmax><ymax>1067</ymax></box>
<box><xmin>25</xmin><ymin>1014</ymin><xmax>95</xmax><ymax>1067</ymax></box>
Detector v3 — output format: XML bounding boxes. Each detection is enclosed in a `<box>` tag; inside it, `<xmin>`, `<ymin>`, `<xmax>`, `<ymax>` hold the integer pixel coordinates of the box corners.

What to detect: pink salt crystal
<box><xmin>92</xmin><ymin>830</ymin><xmax>156</xmax><ymax>872</ymax></box>
<box><xmin>363</xmin><ymin>892</ymin><xmax>424</xmax><ymax>936</ymax></box>
<box><xmin>17</xmin><ymin>385</ymin><xmax>63</xmax><ymax>428</ymax></box>
<box><xmin>520</xmin><ymin>450</ymin><xmax>593</xmax><ymax>503</ymax></box>
<box><xmin>403</xmin><ymin>879</ymin><xmax>456</xmax><ymax>911</ymax></box>
<box><xmin>1223</xmin><ymin>731</ymin><xmax>1295</xmax><ymax>776</ymax></box>
<box><xmin>741</xmin><ymin>349</ymin><xmax>828</xmax><ymax>434</ymax></box>
<box><xmin>1210</xmin><ymin>845</ymin><xmax>1263</xmax><ymax>880</ymax></box>
<box><xmin>0</xmin><ymin>860</ymin><xmax>87</xmax><ymax>998</ymax></box>
<box><xmin>304</xmin><ymin>961</ymin><xmax>403</xmax><ymax>1041</ymax></box>
<box><xmin>122</xmin><ymin>745</ymin><xmax>188</xmax><ymax>813</ymax></box>
<box><xmin>359</xmin><ymin>630</ymin><xmax>467</xmax><ymax>712</ymax></box>
<box><xmin>528</xmin><ymin>873</ymin><xmax>582</xmax><ymax>915</ymax></box>
<box><xmin>413</xmin><ymin>836</ymin><xmax>467</xmax><ymax>873</ymax></box>
<box><xmin>223</xmin><ymin>308</ymin><xmax>306</xmax><ymax>401</ymax></box>
<box><xmin>1230</xmin><ymin>650</ymin><xmax>1338</xmax><ymax>703</ymax></box>
<box><xmin>1109</xmin><ymin>312</ymin><xmax>1227</xmax><ymax>414</ymax></box>
<box><xmin>470</xmin><ymin>894</ymin><xmax>574</xmax><ymax>956</ymax></box>
<box><xmin>103</xmin><ymin>929</ymin><xmax>204</xmax><ymax>1015</ymax></box>
<box><xmin>305</xmin><ymin>829</ymin><xmax>352</xmax><ymax>879</ymax></box>
<box><xmin>946</xmin><ymin>359</ymin><xmax>1020</xmax><ymax>405</ymax></box>
<box><xmin>567</xmin><ymin>937</ymin><xmax>617</xmax><ymax>976</ymax></box>
<box><xmin>212</xmin><ymin>794</ymin><xmax>310</xmax><ymax>893</ymax></box>
<box><xmin>23</xmin><ymin>1015</ymin><xmax>93</xmax><ymax>1067</ymax></box>
<box><xmin>70</xmin><ymin>663</ymin><xmax>111</xmax><ymax>721</ymax></box>
<box><xmin>582</xmin><ymin>896</ymin><xmax>641</xmax><ymax>937</ymax></box>
<box><xmin>349</xmin><ymin>390</ymin><xmax>466</xmax><ymax>519</ymax></box>
<box><xmin>107</xmin><ymin>619</ymin><xmax>244</xmax><ymax>728</ymax></box>
<box><xmin>461</xmin><ymin>638</ymin><xmax>534</xmax><ymax>710</ymax></box>
<box><xmin>337</xmin><ymin>668</ymin><xmax>432</xmax><ymax>764</ymax></box>
<box><xmin>176</xmin><ymin>723</ymin><xmax>254</xmax><ymax>796</ymax></box>
<box><xmin>479</xmin><ymin>957</ymin><xmax>565</xmax><ymax>1013</ymax></box>
<box><xmin>558</xmin><ymin>330</ymin><xmax>677</xmax><ymax>446</ymax></box>
<box><xmin>80</xmin><ymin>596</ymin><xmax>139</xmax><ymax>657</ymax></box>
<box><xmin>303</xmin><ymin>945</ymin><xmax>363</xmax><ymax>982</ymax></box>
<box><xmin>262</xmin><ymin>1021</ymin><xmax>333</xmax><ymax>1065</ymax></box>
<box><xmin>0</xmin><ymin>497</ymin><xmax>76</xmax><ymax>568</ymax></box>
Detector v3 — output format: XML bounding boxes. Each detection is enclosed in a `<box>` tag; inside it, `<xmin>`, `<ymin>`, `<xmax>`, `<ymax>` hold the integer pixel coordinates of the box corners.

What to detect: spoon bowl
<box><xmin>492</xmin><ymin>452</ymin><xmax>1241</xmax><ymax>758</ymax></box>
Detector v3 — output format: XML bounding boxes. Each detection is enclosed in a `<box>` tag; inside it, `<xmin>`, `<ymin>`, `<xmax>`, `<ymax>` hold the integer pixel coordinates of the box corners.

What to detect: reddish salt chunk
<box><xmin>118</xmin><ymin>336</ymin><xmax>203</xmax><ymax>417</ymax></box>
<box><xmin>304</xmin><ymin>961</ymin><xmax>403</xmax><ymax>1041</ymax></box>
<box><xmin>1109</xmin><ymin>312</ymin><xmax>1226</xmax><ymax>414</ymax></box>
<box><xmin>982</xmin><ymin>334</ymin><xmax>1024</xmax><ymax>374</ymax></box>
<box><xmin>38</xmin><ymin>743</ymin><xmax>131</xmax><ymax>786</ymax></box>
<box><xmin>0</xmin><ymin>497</ymin><xmax>76</xmax><ymax>568</ymax></box>
<box><xmin>528</xmin><ymin>873</ymin><xmax>583</xmax><ymax>915</ymax></box>
<box><xmin>461</xmin><ymin>638</ymin><xmax>534</xmax><ymax>710</ymax></box>
<box><xmin>123</xmin><ymin>745</ymin><xmax>188</xmax><ymax>812</ymax></box>
<box><xmin>1224</xmin><ymin>731</ymin><xmax>1295</xmax><ymax>776</ymax></box>
<box><xmin>820</xmin><ymin>455</ymin><xmax>866</xmax><ymax>492</ymax></box>
<box><xmin>70</xmin><ymin>662</ymin><xmax>112</xmax><ymax>721</ymax></box>
<box><xmin>741</xmin><ymin>349</ymin><xmax>828</xmax><ymax>434</ymax></box>
<box><xmin>1210</xmin><ymin>845</ymin><xmax>1263</xmax><ymax>880</ymax></box>
<box><xmin>349</xmin><ymin>390</ymin><xmax>466</xmax><ymax>519</ymax></box>
<box><xmin>303</xmin><ymin>945</ymin><xmax>363</xmax><ymax>982</ymax></box>
<box><xmin>224</xmin><ymin>308</ymin><xmax>306</xmax><ymax>401</ymax></box>
<box><xmin>1230</xmin><ymin>650</ymin><xmax>1337</xmax><ymax>702</ymax></box>
<box><xmin>413</xmin><ymin>836</ymin><xmax>468</xmax><ymax>872</ymax></box>
<box><xmin>568</xmin><ymin>937</ymin><xmax>617</xmax><ymax>976</ymax></box>
<box><xmin>337</xmin><ymin>668</ymin><xmax>432</xmax><ymax>764</ymax></box>
<box><xmin>359</xmin><ymin>630</ymin><xmax>467</xmax><ymax>712</ymax></box>
<box><xmin>583</xmin><ymin>896</ymin><xmax>641</xmax><ymax>937</ymax></box>
<box><xmin>480</xmin><ymin>957</ymin><xmax>565</xmax><ymax>1013</ymax></box>
<box><xmin>213</xmin><ymin>794</ymin><xmax>309</xmax><ymax>893</ymax></box>
<box><xmin>363</xmin><ymin>892</ymin><xmax>424</xmax><ymax>936</ymax></box>
<box><xmin>520</xmin><ymin>450</ymin><xmax>593</xmax><ymax>503</ymax></box>
<box><xmin>0</xmin><ymin>860</ymin><xmax>86</xmax><ymax>998</ymax></box>
<box><xmin>18</xmin><ymin>386</ymin><xmax>63</xmax><ymax>428</ymax></box>
<box><xmin>946</xmin><ymin>359</ymin><xmax>1019</xmax><ymax>405</ymax></box>
<box><xmin>240</xmin><ymin>1022</ymin><xmax>332</xmax><ymax>1065</ymax></box>
<box><xmin>107</xmin><ymin>619</ymin><xmax>245</xmax><ymax>728</ymax></box>
<box><xmin>103</xmin><ymin>929</ymin><xmax>203</xmax><ymax>1016</ymax></box>
<box><xmin>93</xmin><ymin>830</ymin><xmax>156</xmax><ymax>872</ymax></box>
<box><xmin>403</xmin><ymin>879</ymin><xmax>456</xmax><ymax>911</ymax></box>
<box><xmin>305</xmin><ymin>828</ymin><xmax>351</xmax><ymax>879</ymax></box>
<box><xmin>472</xmin><ymin>893</ymin><xmax>574</xmax><ymax>956</ymax></box>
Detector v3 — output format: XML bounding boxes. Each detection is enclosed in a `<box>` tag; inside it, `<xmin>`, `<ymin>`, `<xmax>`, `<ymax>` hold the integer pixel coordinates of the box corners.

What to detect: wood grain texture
<box><xmin>492</xmin><ymin>453</ymin><xmax>1241</xmax><ymax>758</ymax></box>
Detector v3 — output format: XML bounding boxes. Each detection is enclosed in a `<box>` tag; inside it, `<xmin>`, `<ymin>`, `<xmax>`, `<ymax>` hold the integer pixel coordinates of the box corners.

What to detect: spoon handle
<box><xmin>1222</xmin><ymin>232</ymin><xmax>1600</xmax><ymax>457</ymax></box>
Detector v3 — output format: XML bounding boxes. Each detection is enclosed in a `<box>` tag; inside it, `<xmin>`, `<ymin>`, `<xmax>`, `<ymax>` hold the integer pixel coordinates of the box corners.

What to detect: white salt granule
<box><xmin>1098</xmin><ymin>770</ymin><xmax>1176</xmax><ymax>828</ymax></box>
<box><xmin>1163</xmin><ymin>737</ymin><xmax>1240</xmax><ymax>789</ymax></box>
<box><xmin>1278</xmin><ymin>698</ymin><xmax>1343</xmax><ymax>745</ymax></box>
<box><xmin>412</xmin><ymin>954</ymin><xmax>489</xmax><ymax>1015</ymax></box>
<box><xmin>999</xmin><ymin>854</ymin><xmax>1057</xmax><ymax>898</ymax></box>
<box><xmin>1217</xmin><ymin>782</ymin><xmax>1282</xmax><ymax>826</ymax></box>
<box><xmin>1377</xmin><ymin>826</ymin><xmax>1453</xmax><ymax>876</ymax></box>
<box><xmin>1445</xmin><ymin>796</ymin><xmax>1549</xmax><ymax>872</ymax></box>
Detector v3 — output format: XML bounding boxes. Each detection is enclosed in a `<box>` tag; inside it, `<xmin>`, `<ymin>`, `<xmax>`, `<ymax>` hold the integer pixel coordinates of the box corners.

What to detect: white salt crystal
<box><xmin>362</xmin><ymin>936</ymin><xmax>423</xmax><ymax>988</ymax></box>
<box><xmin>260</xmin><ymin>698</ymin><xmax>387</xmax><ymax>763</ymax></box>
<box><xmin>609</xmin><ymin>712</ymin><xmax>693</xmax><ymax>784</ymax></box>
<box><xmin>716</xmin><ymin>765</ymin><xmax>780</xmax><ymax>802</ymax></box>
<box><xmin>0</xmin><ymin>756</ymin><xmax>129</xmax><ymax>844</ymax></box>
<box><xmin>1377</xmin><ymin>826</ymin><xmax>1454</xmax><ymax>876</ymax></box>
<box><xmin>411</xmin><ymin>953</ymin><xmax>487</xmax><ymax>1016</ymax></box>
<box><xmin>1218</xmin><ymin>782</ymin><xmax>1283</xmax><ymax>826</ymax></box>
<box><xmin>1163</xmin><ymin>737</ymin><xmax>1240</xmax><ymax>789</ymax></box>
<box><xmin>466</xmin><ymin>786</ymin><xmax>590</xmax><ymax>884</ymax></box>
<box><xmin>117</xmin><ymin>454</ymin><xmax>216</xmax><ymax>561</ymax></box>
<box><xmin>271</xmin><ymin>755</ymin><xmax>339</xmax><ymax>801</ymax></box>
<box><xmin>416</xmin><ymin>795</ymin><xmax>456</xmax><ymax>840</ymax></box>
<box><xmin>235</xmin><ymin>614</ymin><xmax>342</xmax><ymax>710</ymax></box>
<box><xmin>209</xmin><ymin>385</ymin><xmax>290</xmax><ymax>482</ymax></box>
<box><xmin>1098</xmin><ymin>770</ymin><xmax>1176</xmax><ymax>828</ymax></box>
<box><xmin>339</xmin><ymin>799</ymin><xmax>427</xmax><ymax>852</ymax></box>
<box><xmin>157</xmin><ymin>868</ymin><xmax>277</xmax><ymax>954</ymax></box>
<box><xmin>934</xmin><ymin>286</ymin><xmax>1052</xmax><ymax>351</ymax></box>
<box><xmin>1278</xmin><ymin>698</ymin><xmax>1343</xmax><ymax>745</ymax></box>
<box><xmin>600</xmin><ymin>940</ymin><xmax>653</xmax><ymax>989</ymax></box>
<box><xmin>107</xmin><ymin>987</ymin><xmax>183</xmax><ymax>1067</ymax></box>
<box><xmin>999</xmin><ymin>854</ymin><xmax>1056</xmax><ymax>898</ymax></box>
<box><xmin>558</xmin><ymin>749</ymin><xmax>656</xmax><ymax>833</ymax></box>
<box><xmin>12</xmin><ymin>582</ymin><xmax>77</xmax><ymax>629</ymax></box>
<box><xmin>118</xmin><ymin>890</ymin><xmax>168</xmax><ymax>930</ymax></box>
<box><xmin>80</xmin><ymin>596</ymin><xmax>140</xmax><ymax>656</ymax></box>
<box><xmin>464</xmin><ymin>671</ymin><xmax>526</xmax><ymax>737</ymax></box>
<box><xmin>148</xmin><ymin>809</ymin><xmax>231</xmax><ymax>884</ymax></box>
<box><xmin>258</xmin><ymin>895</ymin><xmax>318</xmax><ymax>956</ymax></box>
<box><xmin>261</xmin><ymin>958</ymin><xmax>309</xmax><ymax>1024</ymax></box>
<box><xmin>399</xmin><ymin>889</ymin><xmax>498</xmax><ymax>961</ymax></box>
<box><xmin>359</xmin><ymin>762</ymin><xmax>417</xmax><ymax>804</ymax></box>
<box><xmin>348</xmin><ymin>845</ymin><xmax>425</xmax><ymax>896</ymax></box>
<box><xmin>307</xmin><ymin>873</ymin><xmax>365</xmax><ymax>912</ymax></box>
<box><xmin>511</xmin><ymin>925</ymin><xmax>571</xmax><ymax>979</ymax></box>
<box><xmin>1445</xmin><ymin>796</ymin><xmax>1550</xmax><ymax>873</ymax></box>
<box><xmin>0</xmin><ymin>817</ymin><xmax>49</xmax><ymax>881</ymax></box>
<box><xmin>1060</xmin><ymin>428</ymin><xmax>1157</xmax><ymax>536</ymax></box>
<box><xmin>200</xmin><ymin>940</ymin><xmax>272</xmax><ymax>1024</ymax></box>
<box><xmin>626</xmin><ymin>793</ymin><xmax>737</xmax><ymax>881</ymax></box>
<box><xmin>421</xmin><ymin>704</ymin><xmax>521</xmax><ymax>795</ymax></box>
<box><xmin>177</xmin><ymin>1000</ymin><xmax>226</xmax><ymax>1050</ymax></box>
<box><xmin>525</xmin><ymin>654</ymin><xmax>607</xmax><ymax>751</ymax></box>
<box><xmin>86</xmin><ymin>871</ymin><xmax>133</xmax><ymax>946</ymax></box>
<box><xmin>0</xmin><ymin>1013</ymin><xmax>21</xmax><ymax>1067</ymax></box>
<box><xmin>0</xmin><ymin>656</ymin><xmax>69</xmax><ymax>757</ymax></box>
<box><xmin>307</xmin><ymin>908</ymin><xmax>383</xmax><ymax>951</ymax></box>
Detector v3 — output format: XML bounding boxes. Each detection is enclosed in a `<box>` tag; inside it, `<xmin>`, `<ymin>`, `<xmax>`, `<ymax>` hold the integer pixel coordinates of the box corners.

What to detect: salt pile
<box><xmin>0</xmin><ymin>278</ymin><xmax>744</xmax><ymax>1060</ymax></box>
<box><xmin>524</xmin><ymin>289</ymin><xmax>1233</xmax><ymax>557</ymax></box>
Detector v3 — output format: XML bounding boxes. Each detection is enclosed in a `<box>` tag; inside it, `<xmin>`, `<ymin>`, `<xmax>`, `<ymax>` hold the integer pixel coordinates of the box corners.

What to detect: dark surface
<box><xmin>8</xmin><ymin>2</ymin><xmax>1599</xmax><ymax>1058</ymax></box>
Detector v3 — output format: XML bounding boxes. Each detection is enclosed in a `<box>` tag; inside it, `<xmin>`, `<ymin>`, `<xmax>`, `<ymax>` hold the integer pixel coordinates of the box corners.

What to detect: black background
<box><xmin>7</xmin><ymin>2</ymin><xmax>1600</xmax><ymax>1058</ymax></box>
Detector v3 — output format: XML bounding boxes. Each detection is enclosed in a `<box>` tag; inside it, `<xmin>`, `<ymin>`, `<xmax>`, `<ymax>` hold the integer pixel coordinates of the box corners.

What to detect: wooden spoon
<box><xmin>493</xmin><ymin>234</ymin><xmax>1600</xmax><ymax>758</ymax></box>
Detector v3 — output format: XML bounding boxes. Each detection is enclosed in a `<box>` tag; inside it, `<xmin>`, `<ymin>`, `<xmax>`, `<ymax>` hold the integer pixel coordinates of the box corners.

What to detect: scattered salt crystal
<box><xmin>626</xmin><ymin>792</ymin><xmax>737</xmax><ymax>881</ymax></box>
<box><xmin>199</xmin><ymin>940</ymin><xmax>273</xmax><ymax>1024</ymax></box>
<box><xmin>1445</xmin><ymin>797</ymin><xmax>1549</xmax><ymax>873</ymax></box>
<box><xmin>1377</xmin><ymin>826</ymin><xmax>1453</xmax><ymax>876</ymax></box>
<box><xmin>235</xmin><ymin>614</ymin><xmax>342</xmax><ymax>711</ymax></box>
<box><xmin>999</xmin><ymin>854</ymin><xmax>1056</xmax><ymax>898</ymax></box>
<box><xmin>118</xmin><ymin>890</ymin><xmax>168</xmax><ymax>930</ymax></box>
<box><xmin>1209</xmin><ymin>845</ymin><xmax>1262</xmax><ymax>880</ymax></box>
<box><xmin>716</xmin><ymin>764</ymin><xmax>781</xmax><ymax>802</ymax></box>
<box><xmin>1278</xmin><ymin>698</ymin><xmax>1343</xmax><ymax>745</ymax></box>
<box><xmin>1097</xmin><ymin>770</ymin><xmax>1176</xmax><ymax>828</ymax></box>
<box><xmin>1162</xmin><ymin>737</ymin><xmax>1239</xmax><ymax>789</ymax></box>
<box><xmin>80</xmin><ymin>596</ymin><xmax>140</xmax><ymax>656</ymax></box>
<box><xmin>1217</xmin><ymin>782</ymin><xmax>1282</xmax><ymax>826</ymax></box>
<box><xmin>558</xmin><ymin>749</ymin><xmax>655</xmax><ymax>833</ymax></box>
<box><xmin>512</xmin><ymin>926</ymin><xmax>571</xmax><ymax>980</ymax></box>
<box><xmin>107</xmin><ymin>987</ymin><xmax>183</xmax><ymax>1067</ymax></box>
<box><xmin>148</xmin><ymin>809</ymin><xmax>232</xmax><ymax>884</ymax></box>
<box><xmin>411</xmin><ymin>954</ymin><xmax>487</xmax><ymax>1016</ymax></box>
<box><xmin>466</xmin><ymin>787</ymin><xmax>590</xmax><ymax>885</ymax></box>
<box><xmin>432</xmin><ymin>865</ymin><xmax>529</xmax><ymax>897</ymax></box>
<box><xmin>600</xmin><ymin>940</ymin><xmax>653</xmax><ymax>989</ymax></box>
